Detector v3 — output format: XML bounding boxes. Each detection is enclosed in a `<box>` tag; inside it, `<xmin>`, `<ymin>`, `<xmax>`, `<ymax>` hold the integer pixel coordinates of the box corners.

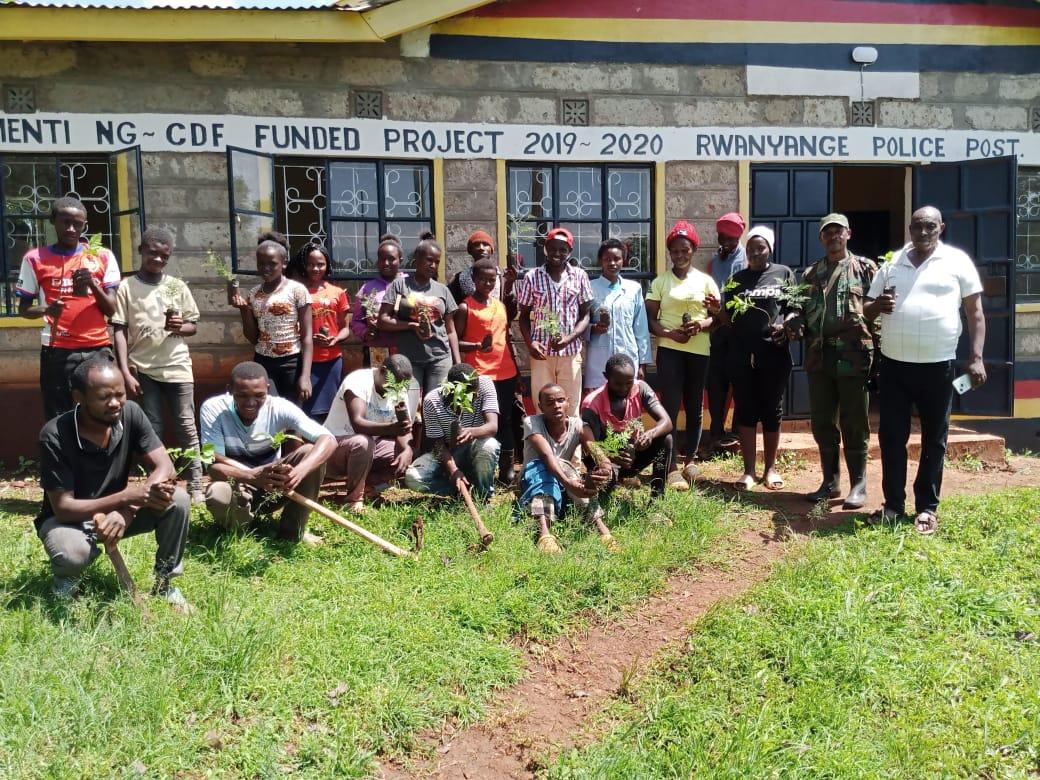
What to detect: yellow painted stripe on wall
<box><xmin>435</xmin><ymin>16</ymin><xmax>1040</xmax><ymax>46</ymax></box>
<box><xmin>496</xmin><ymin>159</ymin><xmax>508</xmax><ymax>270</ymax></box>
<box><xmin>433</xmin><ymin>157</ymin><xmax>447</xmax><ymax>283</ymax></box>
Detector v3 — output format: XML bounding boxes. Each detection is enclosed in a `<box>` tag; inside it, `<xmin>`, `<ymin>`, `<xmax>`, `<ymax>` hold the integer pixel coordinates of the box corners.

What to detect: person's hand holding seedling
<box><xmin>71</xmin><ymin>267</ymin><xmax>95</xmax><ymax>296</ymax></box>
<box><xmin>254</xmin><ymin>462</ymin><xmax>292</xmax><ymax>492</ymax></box>
<box><xmin>164</xmin><ymin>311</ymin><xmax>185</xmax><ymax>333</ymax></box>
<box><xmin>704</xmin><ymin>292</ymin><xmax>721</xmax><ymax>316</ymax></box>
<box><xmin>453</xmin><ymin>426</ymin><xmax>476</xmax><ymax>446</ymax></box>
<box><xmin>44</xmin><ymin>298</ymin><xmax>65</xmax><ymax>321</ymax></box>
<box><xmin>390</xmin><ymin>445</ymin><xmax>413</xmax><ymax>478</ymax></box>
<box><xmin>230</xmin><ymin>291</ymin><xmax>250</xmax><ymax>311</ymax></box>
<box><xmin>632</xmin><ymin>429</ymin><xmax>653</xmax><ymax>452</ymax></box>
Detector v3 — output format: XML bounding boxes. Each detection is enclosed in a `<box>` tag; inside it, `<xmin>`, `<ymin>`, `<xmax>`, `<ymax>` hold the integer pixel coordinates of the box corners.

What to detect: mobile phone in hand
<box><xmin>952</xmin><ymin>374</ymin><xmax>973</xmax><ymax>395</ymax></box>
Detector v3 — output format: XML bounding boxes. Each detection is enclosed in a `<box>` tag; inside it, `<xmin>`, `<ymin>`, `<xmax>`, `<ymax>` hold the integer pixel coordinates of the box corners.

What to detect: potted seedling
<box><xmin>204</xmin><ymin>249</ymin><xmax>239</xmax><ymax>306</ymax></box>
<box><xmin>596</xmin><ymin>302</ymin><xmax>610</xmax><ymax>328</ymax></box>
<box><xmin>536</xmin><ymin>306</ymin><xmax>563</xmax><ymax>353</ymax></box>
<box><xmin>360</xmin><ymin>292</ymin><xmax>381</xmax><ymax>335</ymax></box>
<box><xmin>158</xmin><ymin>277</ymin><xmax>188</xmax><ymax>330</ymax></box>
<box><xmin>440</xmin><ymin>377</ymin><xmax>476</xmax><ymax>448</ymax></box>
<box><xmin>479</xmin><ymin>333</ymin><xmax>493</xmax><ymax>351</ymax></box>
<box><xmin>383</xmin><ymin>370</ymin><xmax>412</xmax><ymax>424</ymax></box>
<box><xmin>416</xmin><ymin>306</ymin><xmax>435</xmax><ymax>340</ymax></box>
<box><xmin>75</xmin><ymin>233</ymin><xmax>105</xmax><ymax>295</ymax></box>
<box><xmin>681</xmin><ymin>312</ymin><xmax>692</xmax><ymax>326</ymax></box>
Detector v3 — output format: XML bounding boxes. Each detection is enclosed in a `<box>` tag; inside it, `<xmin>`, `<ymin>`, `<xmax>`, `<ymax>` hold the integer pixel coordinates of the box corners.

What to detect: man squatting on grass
<box><xmin>36</xmin><ymin>357</ymin><xmax>191</xmax><ymax>608</ymax></box>
<box><xmin>517</xmin><ymin>383</ymin><xmax>613</xmax><ymax>554</ymax></box>
<box><xmin>405</xmin><ymin>363</ymin><xmax>501</xmax><ymax>500</ymax></box>
<box><xmin>518</xmin><ymin>355</ymin><xmax>673</xmax><ymax>554</ymax></box>
<box><xmin>325</xmin><ymin>354</ymin><xmax>420</xmax><ymax>512</ymax></box>
<box><xmin>200</xmin><ymin>361</ymin><xmax>336</xmax><ymax>545</ymax></box>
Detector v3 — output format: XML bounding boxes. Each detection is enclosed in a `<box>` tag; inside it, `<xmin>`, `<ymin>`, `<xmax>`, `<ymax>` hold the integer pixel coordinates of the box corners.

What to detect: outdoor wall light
<box><xmin>852</xmin><ymin>46</ymin><xmax>879</xmax><ymax>65</ymax></box>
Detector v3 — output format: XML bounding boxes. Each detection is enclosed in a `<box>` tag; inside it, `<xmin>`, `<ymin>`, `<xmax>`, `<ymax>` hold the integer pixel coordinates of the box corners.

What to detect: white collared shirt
<box><xmin>868</xmin><ymin>241</ymin><xmax>982</xmax><ymax>363</ymax></box>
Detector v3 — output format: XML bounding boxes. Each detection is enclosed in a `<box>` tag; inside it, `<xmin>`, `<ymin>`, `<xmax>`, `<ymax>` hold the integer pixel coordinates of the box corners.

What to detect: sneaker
<box><xmin>717</xmin><ymin>434</ymin><xmax>739</xmax><ymax>448</ymax></box>
<box><xmin>51</xmin><ymin>576</ymin><xmax>81</xmax><ymax>601</ymax></box>
<box><xmin>155</xmin><ymin>583</ymin><xmax>195</xmax><ymax>615</ymax></box>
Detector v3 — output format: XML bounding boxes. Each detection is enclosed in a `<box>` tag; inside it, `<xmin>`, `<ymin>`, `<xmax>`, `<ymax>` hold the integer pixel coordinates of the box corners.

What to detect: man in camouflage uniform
<box><xmin>799</xmin><ymin>213</ymin><xmax>878</xmax><ymax>509</ymax></box>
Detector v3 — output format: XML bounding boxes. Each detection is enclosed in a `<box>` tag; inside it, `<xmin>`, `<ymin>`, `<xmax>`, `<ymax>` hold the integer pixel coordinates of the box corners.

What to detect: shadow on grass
<box><xmin>0</xmin><ymin>498</ymin><xmax>43</xmax><ymax>517</ymax></box>
<box><xmin>0</xmin><ymin>564</ymin><xmax>126</xmax><ymax>623</ymax></box>
<box><xmin>696</xmin><ymin>476</ymin><xmax>861</xmax><ymax>540</ymax></box>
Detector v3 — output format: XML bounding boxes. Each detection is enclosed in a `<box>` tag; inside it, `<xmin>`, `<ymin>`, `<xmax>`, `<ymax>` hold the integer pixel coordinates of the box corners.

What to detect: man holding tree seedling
<box><xmin>326</xmin><ymin>354</ymin><xmax>420</xmax><ymax>511</ymax></box>
<box><xmin>517</xmin><ymin>226</ymin><xmax>593</xmax><ymax>416</ymax></box>
<box><xmin>35</xmin><ymin>356</ymin><xmax>191</xmax><ymax>608</ymax></box>
<box><xmin>112</xmin><ymin>227</ymin><xmax>204</xmax><ymax>505</ymax></box>
<box><xmin>17</xmin><ymin>196</ymin><xmax>122</xmax><ymax>421</ymax></box>
<box><xmin>516</xmin><ymin>382</ymin><xmax>612</xmax><ymax>554</ymax></box>
<box><xmin>405</xmin><ymin>363</ymin><xmax>501</xmax><ymax>500</ymax></box>
<box><xmin>200</xmin><ymin>361</ymin><xmax>336</xmax><ymax>545</ymax></box>
<box><xmin>581</xmin><ymin>353</ymin><xmax>675</xmax><ymax>501</ymax></box>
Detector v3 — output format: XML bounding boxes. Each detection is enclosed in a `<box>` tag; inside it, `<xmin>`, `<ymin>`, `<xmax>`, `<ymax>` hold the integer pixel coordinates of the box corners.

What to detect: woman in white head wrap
<box><xmin>706</xmin><ymin>225</ymin><xmax>800</xmax><ymax>491</ymax></box>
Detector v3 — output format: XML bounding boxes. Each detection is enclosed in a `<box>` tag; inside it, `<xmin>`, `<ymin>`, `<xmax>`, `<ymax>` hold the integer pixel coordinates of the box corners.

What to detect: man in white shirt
<box><xmin>325</xmin><ymin>354</ymin><xmax>419</xmax><ymax>511</ymax></box>
<box><xmin>200</xmin><ymin>361</ymin><xmax>336</xmax><ymax>544</ymax></box>
<box><xmin>865</xmin><ymin>206</ymin><xmax>986</xmax><ymax>534</ymax></box>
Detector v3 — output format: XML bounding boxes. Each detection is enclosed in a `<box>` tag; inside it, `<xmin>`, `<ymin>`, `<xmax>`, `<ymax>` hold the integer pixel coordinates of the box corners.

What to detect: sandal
<box><xmin>537</xmin><ymin>533</ymin><xmax>561</xmax><ymax>554</ymax></box>
<box><xmin>734</xmin><ymin>474</ymin><xmax>756</xmax><ymax>491</ymax></box>
<box><xmin>914</xmin><ymin>511</ymin><xmax>938</xmax><ymax>536</ymax></box>
<box><xmin>666</xmin><ymin>470</ymin><xmax>689</xmax><ymax>492</ymax></box>
<box><xmin>763</xmin><ymin>471</ymin><xmax>785</xmax><ymax>490</ymax></box>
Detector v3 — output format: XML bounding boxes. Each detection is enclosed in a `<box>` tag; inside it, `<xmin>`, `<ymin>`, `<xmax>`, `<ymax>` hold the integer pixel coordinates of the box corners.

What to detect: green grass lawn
<box><xmin>549</xmin><ymin>488</ymin><xmax>1040</xmax><ymax>779</ymax></box>
<box><xmin>0</xmin><ymin>487</ymin><xmax>733</xmax><ymax>778</ymax></box>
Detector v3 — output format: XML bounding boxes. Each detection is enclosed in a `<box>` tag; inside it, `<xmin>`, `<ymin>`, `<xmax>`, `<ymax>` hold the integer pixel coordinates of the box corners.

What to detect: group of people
<box><xmin>17</xmin><ymin>195</ymin><xmax>986</xmax><ymax>607</ymax></box>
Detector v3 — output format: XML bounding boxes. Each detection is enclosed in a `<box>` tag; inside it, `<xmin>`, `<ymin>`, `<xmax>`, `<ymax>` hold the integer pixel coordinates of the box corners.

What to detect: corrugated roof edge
<box><xmin>0</xmin><ymin>0</ymin><xmax>396</xmax><ymax>9</ymax></box>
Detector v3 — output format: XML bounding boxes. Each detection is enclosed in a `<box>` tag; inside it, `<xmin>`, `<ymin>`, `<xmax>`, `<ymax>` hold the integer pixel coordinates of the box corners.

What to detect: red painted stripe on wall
<box><xmin>1014</xmin><ymin>379</ymin><xmax>1040</xmax><ymax>399</ymax></box>
<box><xmin>470</xmin><ymin>0</ymin><xmax>1040</xmax><ymax>27</ymax></box>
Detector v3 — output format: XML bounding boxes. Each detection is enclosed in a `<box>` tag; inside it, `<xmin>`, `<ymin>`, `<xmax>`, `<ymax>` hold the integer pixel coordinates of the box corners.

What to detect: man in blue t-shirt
<box><xmin>200</xmin><ymin>361</ymin><xmax>336</xmax><ymax>544</ymax></box>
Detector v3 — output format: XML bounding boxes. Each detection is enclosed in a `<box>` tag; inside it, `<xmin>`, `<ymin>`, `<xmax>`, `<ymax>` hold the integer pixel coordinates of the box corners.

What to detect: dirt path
<box><xmin>381</xmin><ymin>455</ymin><xmax>1038</xmax><ymax>780</ymax></box>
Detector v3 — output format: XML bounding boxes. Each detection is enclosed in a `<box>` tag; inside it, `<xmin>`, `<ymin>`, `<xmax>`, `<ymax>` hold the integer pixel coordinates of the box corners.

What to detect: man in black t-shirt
<box><xmin>36</xmin><ymin>356</ymin><xmax>190</xmax><ymax>608</ymax></box>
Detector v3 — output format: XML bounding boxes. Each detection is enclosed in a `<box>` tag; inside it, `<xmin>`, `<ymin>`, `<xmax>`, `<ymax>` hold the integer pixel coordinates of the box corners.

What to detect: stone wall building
<box><xmin>0</xmin><ymin>0</ymin><xmax>1038</xmax><ymax>460</ymax></box>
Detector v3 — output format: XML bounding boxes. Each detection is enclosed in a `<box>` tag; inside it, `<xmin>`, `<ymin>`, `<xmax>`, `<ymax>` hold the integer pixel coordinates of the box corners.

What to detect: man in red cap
<box><xmin>517</xmin><ymin>226</ymin><xmax>594</xmax><ymax>416</ymax></box>
<box><xmin>448</xmin><ymin>229</ymin><xmax>517</xmax><ymax>305</ymax></box>
<box><xmin>704</xmin><ymin>212</ymin><xmax>747</xmax><ymax>455</ymax></box>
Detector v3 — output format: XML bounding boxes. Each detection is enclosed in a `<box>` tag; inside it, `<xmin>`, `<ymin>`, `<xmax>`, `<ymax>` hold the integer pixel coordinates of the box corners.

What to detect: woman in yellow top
<box><xmin>646</xmin><ymin>220</ymin><xmax>720</xmax><ymax>487</ymax></box>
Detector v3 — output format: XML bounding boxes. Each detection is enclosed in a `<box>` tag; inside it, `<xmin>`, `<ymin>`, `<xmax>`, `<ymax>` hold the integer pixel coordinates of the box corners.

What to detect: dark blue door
<box><xmin>913</xmin><ymin>156</ymin><xmax>1017</xmax><ymax>416</ymax></box>
<box><xmin>750</xmin><ymin>165</ymin><xmax>833</xmax><ymax>418</ymax></box>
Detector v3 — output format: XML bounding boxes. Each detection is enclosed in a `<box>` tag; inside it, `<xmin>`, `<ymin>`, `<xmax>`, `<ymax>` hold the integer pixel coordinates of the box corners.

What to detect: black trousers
<box><xmin>655</xmin><ymin>346</ymin><xmax>709</xmax><ymax>457</ymax></box>
<box><xmin>493</xmin><ymin>375</ymin><xmax>518</xmax><ymax>451</ymax></box>
<box><xmin>254</xmin><ymin>353</ymin><xmax>301</xmax><ymax>402</ymax></box>
<box><xmin>878</xmin><ymin>355</ymin><xmax>955</xmax><ymax>515</ymax></box>
<box><xmin>40</xmin><ymin>345</ymin><xmax>114</xmax><ymax>421</ymax></box>
<box><xmin>729</xmin><ymin>345</ymin><xmax>792</xmax><ymax>433</ymax></box>
<box><xmin>706</xmin><ymin>327</ymin><xmax>735</xmax><ymax>438</ymax></box>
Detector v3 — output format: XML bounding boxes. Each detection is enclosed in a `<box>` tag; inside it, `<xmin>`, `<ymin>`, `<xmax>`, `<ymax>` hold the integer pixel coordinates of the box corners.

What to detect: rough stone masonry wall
<box><xmin>0</xmin><ymin>40</ymin><xmax>1037</xmax><ymax>436</ymax></box>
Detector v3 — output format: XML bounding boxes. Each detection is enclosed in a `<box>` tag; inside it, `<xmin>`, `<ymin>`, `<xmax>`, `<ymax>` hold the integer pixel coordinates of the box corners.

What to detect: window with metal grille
<box><xmin>1016</xmin><ymin>168</ymin><xmax>1040</xmax><ymax>301</ymax></box>
<box><xmin>227</xmin><ymin>148</ymin><xmax>433</xmax><ymax>280</ymax></box>
<box><xmin>506</xmin><ymin>163</ymin><xmax>654</xmax><ymax>279</ymax></box>
<box><xmin>0</xmin><ymin>147</ymin><xmax>144</xmax><ymax>316</ymax></box>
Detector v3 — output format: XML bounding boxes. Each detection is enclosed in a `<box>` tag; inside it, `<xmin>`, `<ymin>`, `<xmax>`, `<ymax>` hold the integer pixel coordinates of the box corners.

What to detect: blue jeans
<box><xmin>405</xmin><ymin>436</ymin><xmax>500</xmax><ymax>499</ymax></box>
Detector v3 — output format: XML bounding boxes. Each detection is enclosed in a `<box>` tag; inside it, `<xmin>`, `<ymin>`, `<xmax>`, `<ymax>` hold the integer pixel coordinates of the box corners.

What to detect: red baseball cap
<box><xmin>716</xmin><ymin>212</ymin><xmax>746</xmax><ymax>239</ymax></box>
<box><xmin>666</xmin><ymin>220</ymin><xmax>700</xmax><ymax>250</ymax></box>
<box><xmin>545</xmin><ymin>226</ymin><xmax>574</xmax><ymax>249</ymax></box>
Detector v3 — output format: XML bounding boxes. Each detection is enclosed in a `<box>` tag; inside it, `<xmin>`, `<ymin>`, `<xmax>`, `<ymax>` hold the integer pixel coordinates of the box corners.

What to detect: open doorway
<box><xmin>832</xmin><ymin>165</ymin><xmax>907</xmax><ymax>262</ymax></box>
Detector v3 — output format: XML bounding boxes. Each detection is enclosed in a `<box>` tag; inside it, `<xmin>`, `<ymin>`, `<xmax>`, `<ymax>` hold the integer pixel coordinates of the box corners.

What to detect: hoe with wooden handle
<box><xmin>220</xmin><ymin>457</ymin><xmax>411</xmax><ymax>558</ymax></box>
<box><xmin>94</xmin><ymin>513</ymin><xmax>144</xmax><ymax>605</ymax></box>
<box><xmin>457</xmin><ymin>480</ymin><xmax>494</xmax><ymax>548</ymax></box>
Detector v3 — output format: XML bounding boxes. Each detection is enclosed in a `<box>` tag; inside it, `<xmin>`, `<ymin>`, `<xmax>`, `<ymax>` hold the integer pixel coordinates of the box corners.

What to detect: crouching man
<box><xmin>517</xmin><ymin>383</ymin><xmax>613</xmax><ymax>554</ymax></box>
<box><xmin>200</xmin><ymin>361</ymin><xmax>336</xmax><ymax>545</ymax></box>
<box><xmin>325</xmin><ymin>354</ymin><xmax>419</xmax><ymax>511</ymax></box>
<box><xmin>36</xmin><ymin>356</ymin><xmax>190</xmax><ymax>609</ymax></box>
<box><xmin>405</xmin><ymin>363</ymin><xmax>500</xmax><ymax>500</ymax></box>
<box><xmin>580</xmin><ymin>354</ymin><xmax>675</xmax><ymax>497</ymax></box>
